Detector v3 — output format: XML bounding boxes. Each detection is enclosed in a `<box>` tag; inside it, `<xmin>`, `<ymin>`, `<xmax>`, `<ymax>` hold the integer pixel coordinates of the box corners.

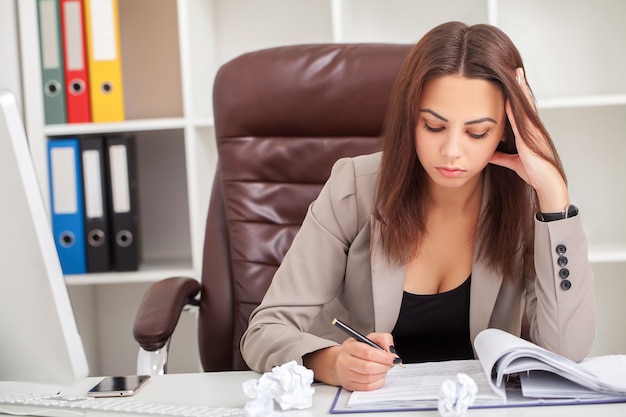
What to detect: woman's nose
<box><xmin>441</xmin><ymin>132</ymin><xmax>463</xmax><ymax>158</ymax></box>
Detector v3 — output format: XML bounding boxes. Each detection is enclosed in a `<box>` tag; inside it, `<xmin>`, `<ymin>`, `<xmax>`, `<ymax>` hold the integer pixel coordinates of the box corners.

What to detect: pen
<box><xmin>332</xmin><ymin>318</ymin><xmax>404</xmax><ymax>367</ymax></box>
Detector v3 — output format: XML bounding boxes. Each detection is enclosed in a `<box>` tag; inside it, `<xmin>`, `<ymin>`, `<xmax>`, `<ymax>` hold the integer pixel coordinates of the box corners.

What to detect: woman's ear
<box><xmin>497</xmin><ymin>124</ymin><xmax>518</xmax><ymax>155</ymax></box>
<box><xmin>515</xmin><ymin>67</ymin><xmax>524</xmax><ymax>85</ymax></box>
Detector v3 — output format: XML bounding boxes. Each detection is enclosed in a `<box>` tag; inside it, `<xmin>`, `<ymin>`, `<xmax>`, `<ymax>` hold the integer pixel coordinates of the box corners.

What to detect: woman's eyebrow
<box><xmin>419</xmin><ymin>109</ymin><xmax>496</xmax><ymax>125</ymax></box>
<box><xmin>419</xmin><ymin>108</ymin><xmax>448</xmax><ymax>122</ymax></box>
<box><xmin>465</xmin><ymin>117</ymin><xmax>497</xmax><ymax>125</ymax></box>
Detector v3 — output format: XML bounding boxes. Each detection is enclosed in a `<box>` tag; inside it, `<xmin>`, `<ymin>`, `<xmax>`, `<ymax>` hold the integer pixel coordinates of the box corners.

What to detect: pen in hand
<box><xmin>332</xmin><ymin>318</ymin><xmax>404</xmax><ymax>367</ymax></box>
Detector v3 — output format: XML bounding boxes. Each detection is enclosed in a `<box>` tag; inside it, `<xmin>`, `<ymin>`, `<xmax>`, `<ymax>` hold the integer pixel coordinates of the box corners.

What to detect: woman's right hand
<box><xmin>304</xmin><ymin>332</ymin><xmax>398</xmax><ymax>391</ymax></box>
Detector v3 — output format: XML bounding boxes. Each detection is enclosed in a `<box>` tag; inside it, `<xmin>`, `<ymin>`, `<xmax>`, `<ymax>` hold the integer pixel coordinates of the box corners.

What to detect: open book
<box><xmin>330</xmin><ymin>328</ymin><xmax>626</xmax><ymax>413</ymax></box>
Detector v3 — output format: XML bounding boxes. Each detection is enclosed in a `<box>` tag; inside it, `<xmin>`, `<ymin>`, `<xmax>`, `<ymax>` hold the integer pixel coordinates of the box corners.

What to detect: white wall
<box><xmin>0</xmin><ymin>0</ymin><xmax>23</xmax><ymax>111</ymax></box>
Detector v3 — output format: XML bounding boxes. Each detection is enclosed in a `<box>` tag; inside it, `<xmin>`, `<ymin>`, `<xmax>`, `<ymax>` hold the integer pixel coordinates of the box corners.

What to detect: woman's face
<box><xmin>415</xmin><ymin>75</ymin><xmax>506</xmax><ymax>191</ymax></box>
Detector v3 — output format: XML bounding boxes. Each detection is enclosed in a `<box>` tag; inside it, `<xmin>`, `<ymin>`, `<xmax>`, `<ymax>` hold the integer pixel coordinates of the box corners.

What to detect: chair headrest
<box><xmin>213</xmin><ymin>43</ymin><xmax>412</xmax><ymax>139</ymax></box>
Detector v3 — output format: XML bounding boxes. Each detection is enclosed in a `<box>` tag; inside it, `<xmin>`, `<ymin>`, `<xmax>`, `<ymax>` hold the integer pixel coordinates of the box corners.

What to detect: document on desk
<box><xmin>336</xmin><ymin>360</ymin><xmax>502</xmax><ymax>412</ymax></box>
<box><xmin>331</xmin><ymin>360</ymin><xmax>503</xmax><ymax>413</ymax></box>
<box><xmin>330</xmin><ymin>329</ymin><xmax>626</xmax><ymax>414</ymax></box>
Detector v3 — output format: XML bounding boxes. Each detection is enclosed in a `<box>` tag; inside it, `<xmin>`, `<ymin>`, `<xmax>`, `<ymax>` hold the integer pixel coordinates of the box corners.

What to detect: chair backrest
<box><xmin>200</xmin><ymin>43</ymin><xmax>412</xmax><ymax>371</ymax></box>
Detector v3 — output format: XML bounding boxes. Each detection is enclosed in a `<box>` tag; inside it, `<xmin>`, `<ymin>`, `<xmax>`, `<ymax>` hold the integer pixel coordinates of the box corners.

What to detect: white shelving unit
<box><xmin>13</xmin><ymin>0</ymin><xmax>625</xmax><ymax>375</ymax></box>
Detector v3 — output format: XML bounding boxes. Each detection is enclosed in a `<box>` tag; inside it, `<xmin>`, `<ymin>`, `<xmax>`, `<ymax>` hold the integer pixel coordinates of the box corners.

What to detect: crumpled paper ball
<box><xmin>242</xmin><ymin>393</ymin><xmax>280</xmax><ymax>417</ymax></box>
<box><xmin>437</xmin><ymin>373</ymin><xmax>478</xmax><ymax>417</ymax></box>
<box><xmin>242</xmin><ymin>360</ymin><xmax>315</xmax><ymax>416</ymax></box>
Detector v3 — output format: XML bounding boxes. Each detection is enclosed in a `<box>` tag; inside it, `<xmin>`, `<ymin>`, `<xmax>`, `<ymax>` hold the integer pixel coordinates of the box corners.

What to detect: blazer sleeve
<box><xmin>525</xmin><ymin>214</ymin><xmax>596</xmax><ymax>361</ymax></box>
<box><xmin>240</xmin><ymin>157</ymin><xmax>366</xmax><ymax>373</ymax></box>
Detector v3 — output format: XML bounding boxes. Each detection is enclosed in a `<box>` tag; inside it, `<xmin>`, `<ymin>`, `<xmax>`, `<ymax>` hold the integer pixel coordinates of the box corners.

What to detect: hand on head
<box><xmin>489</xmin><ymin>68</ymin><xmax>569</xmax><ymax>212</ymax></box>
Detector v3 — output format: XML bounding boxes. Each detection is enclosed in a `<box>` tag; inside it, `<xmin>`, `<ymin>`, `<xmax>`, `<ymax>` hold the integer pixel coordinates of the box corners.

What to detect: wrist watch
<box><xmin>536</xmin><ymin>204</ymin><xmax>579</xmax><ymax>222</ymax></box>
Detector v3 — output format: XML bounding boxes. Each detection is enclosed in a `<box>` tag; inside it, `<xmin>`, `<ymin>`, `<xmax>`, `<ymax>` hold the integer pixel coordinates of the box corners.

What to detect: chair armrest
<box><xmin>133</xmin><ymin>277</ymin><xmax>201</xmax><ymax>351</ymax></box>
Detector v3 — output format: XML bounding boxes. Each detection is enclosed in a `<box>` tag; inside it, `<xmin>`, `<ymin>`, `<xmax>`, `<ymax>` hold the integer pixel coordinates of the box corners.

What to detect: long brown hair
<box><xmin>374</xmin><ymin>21</ymin><xmax>566</xmax><ymax>282</ymax></box>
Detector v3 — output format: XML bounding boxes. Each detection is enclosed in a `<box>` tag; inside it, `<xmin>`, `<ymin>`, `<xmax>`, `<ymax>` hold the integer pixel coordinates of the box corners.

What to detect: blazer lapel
<box><xmin>469</xmin><ymin>174</ymin><xmax>503</xmax><ymax>342</ymax></box>
<box><xmin>370</xmin><ymin>215</ymin><xmax>405</xmax><ymax>332</ymax></box>
<box><xmin>469</xmin><ymin>258</ymin><xmax>502</xmax><ymax>343</ymax></box>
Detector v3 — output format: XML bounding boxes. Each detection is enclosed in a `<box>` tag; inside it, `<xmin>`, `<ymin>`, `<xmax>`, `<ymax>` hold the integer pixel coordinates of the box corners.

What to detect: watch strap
<box><xmin>536</xmin><ymin>204</ymin><xmax>579</xmax><ymax>222</ymax></box>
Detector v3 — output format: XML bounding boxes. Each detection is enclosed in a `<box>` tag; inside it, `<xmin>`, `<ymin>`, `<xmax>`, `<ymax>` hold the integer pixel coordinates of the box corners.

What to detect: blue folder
<box><xmin>47</xmin><ymin>137</ymin><xmax>86</xmax><ymax>274</ymax></box>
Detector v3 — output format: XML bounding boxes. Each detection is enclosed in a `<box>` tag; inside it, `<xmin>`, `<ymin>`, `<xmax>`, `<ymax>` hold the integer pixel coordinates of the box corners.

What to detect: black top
<box><xmin>391</xmin><ymin>276</ymin><xmax>474</xmax><ymax>363</ymax></box>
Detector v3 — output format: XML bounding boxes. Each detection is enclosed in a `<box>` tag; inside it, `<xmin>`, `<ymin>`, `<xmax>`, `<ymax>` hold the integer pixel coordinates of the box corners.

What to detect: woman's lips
<box><xmin>436</xmin><ymin>167</ymin><xmax>465</xmax><ymax>177</ymax></box>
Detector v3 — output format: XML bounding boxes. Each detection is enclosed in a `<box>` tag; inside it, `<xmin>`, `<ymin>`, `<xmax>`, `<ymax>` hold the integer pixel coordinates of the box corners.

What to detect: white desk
<box><xmin>51</xmin><ymin>371</ymin><xmax>626</xmax><ymax>417</ymax></box>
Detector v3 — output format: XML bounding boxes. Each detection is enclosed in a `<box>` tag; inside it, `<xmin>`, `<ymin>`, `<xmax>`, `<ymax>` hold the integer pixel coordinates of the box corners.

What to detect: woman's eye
<box><xmin>468</xmin><ymin>131</ymin><xmax>489</xmax><ymax>139</ymax></box>
<box><xmin>424</xmin><ymin>123</ymin><xmax>444</xmax><ymax>133</ymax></box>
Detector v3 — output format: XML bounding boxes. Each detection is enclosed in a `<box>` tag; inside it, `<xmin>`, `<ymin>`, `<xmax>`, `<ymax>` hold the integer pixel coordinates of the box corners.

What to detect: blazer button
<box><xmin>558</xmin><ymin>256</ymin><xmax>568</xmax><ymax>267</ymax></box>
<box><xmin>560</xmin><ymin>280</ymin><xmax>572</xmax><ymax>290</ymax></box>
<box><xmin>559</xmin><ymin>268</ymin><xmax>570</xmax><ymax>279</ymax></box>
<box><xmin>556</xmin><ymin>244</ymin><xmax>567</xmax><ymax>255</ymax></box>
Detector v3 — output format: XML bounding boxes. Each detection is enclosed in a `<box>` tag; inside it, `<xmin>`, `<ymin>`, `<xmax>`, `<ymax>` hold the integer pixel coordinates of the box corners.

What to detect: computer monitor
<box><xmin>0</xmin><ymin>90</ymin><xmax>89</xmax><ymax>386</ymax></box>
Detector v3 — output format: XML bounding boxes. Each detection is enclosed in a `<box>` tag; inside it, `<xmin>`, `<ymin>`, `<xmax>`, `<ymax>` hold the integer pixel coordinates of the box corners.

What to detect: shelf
<box><xmin>44</xmin><ymin>118</ymin><xmax>187</xmax><ymax>136</ymax></box>
<box><xmin>589</xmin><ymin>247</ymin><xmax>626</xmax><ymax>264</ymax></box>
<box><xmin>64</xmin><ymin>258</ymin><xmax>197</xmax><ymax>286</ymax></box>
<box><xmin>538</xmin><ymin>94</ymin><xmax>626</xmax><ymax>110</ymax></box>
<box><xmin>43</xmin><ymin>117</ymin><xmax>215</xmax><ymax>137</ymax></box>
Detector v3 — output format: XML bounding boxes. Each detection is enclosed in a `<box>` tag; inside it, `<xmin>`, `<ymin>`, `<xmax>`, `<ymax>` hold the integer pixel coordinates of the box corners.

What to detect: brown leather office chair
<box><xmin>132</xmin><ymin>43</ymin><xmax>412</xmax><ymax>373</ymax></box>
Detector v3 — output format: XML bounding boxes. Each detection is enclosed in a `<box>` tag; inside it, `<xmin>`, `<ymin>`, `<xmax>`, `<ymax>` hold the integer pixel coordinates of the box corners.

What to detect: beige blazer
<box><xmin>240</xmin><ymin>152</ymin><xmax>596</xmax><ymax>373</ymax></box>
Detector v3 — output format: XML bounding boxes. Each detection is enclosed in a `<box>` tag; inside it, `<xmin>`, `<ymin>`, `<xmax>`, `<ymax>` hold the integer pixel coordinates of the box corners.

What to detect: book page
<box><xmin>474</xmin><ymin>329</ymin><xmax>590</xmax><ymax>389</ymax></box>
<box><xmin>473</xmin><ymin>328</ymin><xmax>534</xmax><ymax>397</ymax></box>
<box><xmin>520</xmin><ymin>370</ymin><xmax>626</xmax><ymax>400</ymax></box>
<box><xmin>474</xmin><ymin>328</ymin><xmax>626</xmax><ymax>398</ymax></box>
<box><xmin>579</xmin><ymin>355</ymin><xmax>626</xmax><ymax>390</ymax></box>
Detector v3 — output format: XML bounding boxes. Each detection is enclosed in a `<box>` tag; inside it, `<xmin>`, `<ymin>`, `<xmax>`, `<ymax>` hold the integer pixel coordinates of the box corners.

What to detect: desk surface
<box><xmin>50</xmin><ymin>371</ymin><xmax>626</xmax><ymax>417</ymax></box>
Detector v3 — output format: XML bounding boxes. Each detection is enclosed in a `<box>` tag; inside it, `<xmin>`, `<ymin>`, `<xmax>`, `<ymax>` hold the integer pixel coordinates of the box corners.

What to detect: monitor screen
<box><xmin>0</xmin><ymin>90</ymin><xmax>89</xmax><ymax>386</ymax></box>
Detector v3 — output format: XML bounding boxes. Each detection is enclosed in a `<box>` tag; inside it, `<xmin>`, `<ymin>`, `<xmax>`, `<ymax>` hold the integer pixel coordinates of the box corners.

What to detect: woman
<box><xmin>240</xmin><ymin>21</ymin><xmax>596</xmax><ymax>391</ymax></box>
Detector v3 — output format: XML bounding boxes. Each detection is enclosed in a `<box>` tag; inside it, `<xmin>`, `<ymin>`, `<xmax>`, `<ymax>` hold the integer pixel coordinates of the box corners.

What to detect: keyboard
<box><xmin>0</xmin><ymin>391</ymin><xmax>243</xmax><ymax>417</ymax></box>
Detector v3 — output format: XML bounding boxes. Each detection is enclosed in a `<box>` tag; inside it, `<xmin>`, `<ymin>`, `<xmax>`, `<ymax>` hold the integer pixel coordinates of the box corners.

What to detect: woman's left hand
<box><xmin>489</xmin><ymin>68</ymin><xmax>569</xmax><ymax>212</ymax></box>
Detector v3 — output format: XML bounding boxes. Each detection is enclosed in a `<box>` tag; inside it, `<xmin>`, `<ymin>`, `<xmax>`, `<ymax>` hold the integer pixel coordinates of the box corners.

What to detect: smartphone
<box><xmin>87</xmin><ymin>375</ymin><xmax>151</xmax><ymax>397</ymax></box>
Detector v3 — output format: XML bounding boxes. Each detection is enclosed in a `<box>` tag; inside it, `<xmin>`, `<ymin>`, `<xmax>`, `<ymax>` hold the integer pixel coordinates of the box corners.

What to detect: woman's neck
<box><xmin>428</xmin><ymin>173</ymin><xmax>484</xmax><ymax>215</ymax></box>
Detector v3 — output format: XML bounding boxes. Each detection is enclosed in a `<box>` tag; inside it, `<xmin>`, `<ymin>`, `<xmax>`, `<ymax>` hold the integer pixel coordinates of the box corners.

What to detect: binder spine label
<box><xmin>41</xmin><ymin>1</ymin><xmax>62</xmax><ymax>70</ymax></box>
<box><xmin>90</xmin><ymin>0</ymin><xmax>117</xmax><ymax>61</ymax></box>
<box><xmin>63</xmin><ymin>2</ymin><xmax>84</xmax><ymax>71</ymax></box>
<box><xmin>82</xmin><ymin>150</ymin><xmax>104</xmax><ymax>218</ymax></box>
<box><xmin>50</xmin><ymin>147</ymin><xmax>78</xmax><ymax>214</ymax></box>
<box><xmin>109</xmin><ymin>144</ymin><xmax>131</xmax><ymax>213</ymax></box>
